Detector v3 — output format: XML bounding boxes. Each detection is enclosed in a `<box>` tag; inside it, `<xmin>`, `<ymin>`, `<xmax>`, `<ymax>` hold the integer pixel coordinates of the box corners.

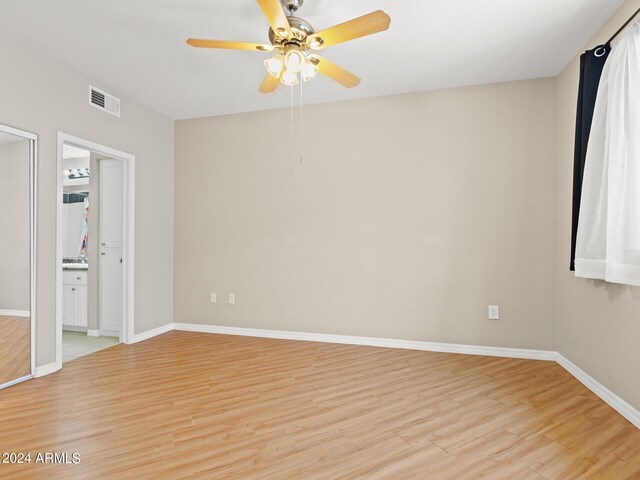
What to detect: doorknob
<box><xmin>101</xmin><ymin>243</ymin><xmax>106</xmax><ymax>246</ymax></box>
<box><xmin>101</xmin><ymin>252</ymin><xmax>106</xmax><ymax>256</ymax></box>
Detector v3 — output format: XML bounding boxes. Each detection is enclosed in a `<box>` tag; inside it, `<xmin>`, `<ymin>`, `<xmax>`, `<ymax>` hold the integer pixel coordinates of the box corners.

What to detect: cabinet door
<box><xmin>62</xmin><ymin>271</ymin><xmax>75</xmax><ymax>285</ymax></box>
<box><xmin>73</xmin><ymin>271</ymin><xmax>87</xmax><ymax>286</ymax></box>
<box><xmin>74</xmin><ymin>285</ymin><xmax>88</xmax><ymax>327</ymax></box>
<box><xmin>62</xmin><ymin>285</ymin><xmax>75</xmax><ymax>326</ymax></box>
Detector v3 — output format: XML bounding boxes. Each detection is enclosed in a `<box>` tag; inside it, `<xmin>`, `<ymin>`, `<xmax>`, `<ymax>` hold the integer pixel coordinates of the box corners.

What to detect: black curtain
<box><xmin>571</xmin><ymin>43</ymin><xmax>611</xmax><ymax>271</ymax></box>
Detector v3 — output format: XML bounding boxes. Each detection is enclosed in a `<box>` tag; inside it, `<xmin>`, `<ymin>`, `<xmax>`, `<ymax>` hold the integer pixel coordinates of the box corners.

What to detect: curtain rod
<box><xmin>606</xmin><ymin>7</ymin><xmax>640</xmax><ymax>45</ymax></box>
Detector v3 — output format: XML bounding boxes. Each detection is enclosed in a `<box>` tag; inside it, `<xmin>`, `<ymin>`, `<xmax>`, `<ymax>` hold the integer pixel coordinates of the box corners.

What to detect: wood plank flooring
<box><xmin>0</xmin><ymin>331</ymin><xmax>639</xmax><ymax>479</ymax></box>
<box><xmin>0</xmin><ymin>315</ymin><xmax>30</xmax><ymax>386</ymax></box>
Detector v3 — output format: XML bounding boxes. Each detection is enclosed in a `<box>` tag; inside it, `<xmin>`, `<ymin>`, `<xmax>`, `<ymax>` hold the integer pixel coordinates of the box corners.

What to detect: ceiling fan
<box><xmin>186</xmin><ymin>0</ymin><xmax>391</xmax><ymax>93</ymax></box>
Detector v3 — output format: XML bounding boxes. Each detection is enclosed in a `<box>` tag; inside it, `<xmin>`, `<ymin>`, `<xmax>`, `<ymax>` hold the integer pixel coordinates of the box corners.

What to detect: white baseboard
<box><xmin>556</xmin><ymin>354</ymin><xmax>640</xmax><ymax>429</ymax></box>
<box><xmin>172</xmin><ymin>323</ymin><xmax>557</xmax><ymax>361</ymax></box>
<box><xmin>85</xmin><ymin>329</ymin><xmax>117</xmax><ymax>337</ymax></box>
<box><xmin>0</xmin><ymin>309</ymin><xmax>30</xmax><ymax>317</ymax></box>
<box><xmin>99</xmin><ymin>329</ymin><xmax>119</xmax><ymax>338</ymax></box>
<box><xmin>34</xmin><ymin>362</ymin><xmax>60</xmax><ymax>378</ymax></box>
<box><xmin>63</xmin><ymin>325</ymin><xmax>88</xmax><ymax>333</ymax></box>
<box><xmin>129</xmin><ymin>323</ymin><xmax>173</xmax><ymax>344</ymax></box>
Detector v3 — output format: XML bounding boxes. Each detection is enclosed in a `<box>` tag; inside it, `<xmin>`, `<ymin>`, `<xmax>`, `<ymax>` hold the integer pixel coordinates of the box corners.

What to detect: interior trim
<box><xmin>172</xmin><ymin>323</ymin><xmax>557</xmax><ymax>361</ymax></box>
<box><xmin>130</xmin><ymin>323</ymin><xmax>174</xmax><ymax>344</ymax></box>
<box><xmin>33</xmin><ymin>362</ymin><xmax>60</xmax><ymax>378</ymax></box>
<box><xmin>0</xmin><ymin>375</ymin><xmax>32</xmax><ymax>390</ymax></box>
<box><xmin>0</xmin><ymin>310</ymin><xmax>30</xmax><ymax>317</ymax></box>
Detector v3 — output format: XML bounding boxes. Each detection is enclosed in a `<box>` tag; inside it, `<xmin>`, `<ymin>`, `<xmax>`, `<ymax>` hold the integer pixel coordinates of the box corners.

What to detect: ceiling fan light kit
<box><xmin>186</xmin><ymin>0</ymin><xmax>391</xmax><ymax>93</ymax></box>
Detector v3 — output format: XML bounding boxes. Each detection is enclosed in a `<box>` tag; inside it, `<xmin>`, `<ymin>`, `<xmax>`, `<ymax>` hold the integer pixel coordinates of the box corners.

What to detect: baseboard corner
<box><xmin>34</xmin><ymin>362</ymin><xmax>61</xmax><ymax>378</ymax></box>
<box><xmin>130</xmin><ymin>323</ymin><xmax>174</xmax><ymax>344</ymax></box>
<box><xmin>556</xmin><ymin>353</ymin><xmax>640</xmax><ymax>429</ymax></box>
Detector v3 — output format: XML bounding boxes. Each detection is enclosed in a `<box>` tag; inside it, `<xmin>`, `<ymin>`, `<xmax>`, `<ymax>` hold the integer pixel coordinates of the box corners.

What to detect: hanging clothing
<box><xmin>575</xmin><ymin>20</ymin><xmax>640</xmax><ymax>286</ymax></box>
<box><xmin>77</xmin><ymin>197</ymin><xmax>89</xmax><ymax>257</ymax></box>
<box><xmin>570</xmin><ymin>43</ymin><xmax>611</xmax><ymax>271</ymax></box>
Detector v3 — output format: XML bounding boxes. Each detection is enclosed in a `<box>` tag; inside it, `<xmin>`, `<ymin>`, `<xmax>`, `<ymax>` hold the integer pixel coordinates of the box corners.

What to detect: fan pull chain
<box><xmin>299</xmin><ymin>79</ymin><xmax>303</xmax><ymax>164</ymax></box>
<box><xmin>290</xmin><ymin>84</ymin><xmax>294</xmax><ymax>175</ymax></box>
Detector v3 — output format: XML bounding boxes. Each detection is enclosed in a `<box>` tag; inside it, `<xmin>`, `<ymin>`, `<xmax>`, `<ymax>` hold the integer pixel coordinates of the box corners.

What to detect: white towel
<box><xmin>575</xmin><ymin>20</ymin><xmax>640</xmax><ymax>286</ymax></box>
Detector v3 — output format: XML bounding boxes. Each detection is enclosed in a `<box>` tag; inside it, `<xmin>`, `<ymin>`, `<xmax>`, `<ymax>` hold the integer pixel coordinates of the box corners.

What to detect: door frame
<box><xmin>0</xmin><ymin>123</ymin><xmax>37</xmax><ymax>388</ymax></box>
<box><xmin>55</xmin><ymin>132</ymin><xmax>135</xmax><ymax>369</ymax></box>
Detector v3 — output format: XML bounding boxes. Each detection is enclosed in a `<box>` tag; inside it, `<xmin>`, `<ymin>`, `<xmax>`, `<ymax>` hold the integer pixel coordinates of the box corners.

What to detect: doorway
<box><xmin>55</xmin><ymin>133</ymin><xmax>135</xmax><ymax>369</ymax></box>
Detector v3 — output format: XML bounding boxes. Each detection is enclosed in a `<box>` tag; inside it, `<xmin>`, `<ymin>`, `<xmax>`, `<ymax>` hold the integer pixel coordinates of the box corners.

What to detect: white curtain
<box><xmin>575</xmin><ymin>20</ymin><xmax>640</xmax><ymax>286</ymax></box>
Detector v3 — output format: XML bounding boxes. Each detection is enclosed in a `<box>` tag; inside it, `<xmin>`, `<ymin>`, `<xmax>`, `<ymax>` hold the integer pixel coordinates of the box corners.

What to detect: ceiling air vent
<box><xmin>88</xmin><ymin>85</ymin><xmax>120</xmax><ymax>117</ymax></box>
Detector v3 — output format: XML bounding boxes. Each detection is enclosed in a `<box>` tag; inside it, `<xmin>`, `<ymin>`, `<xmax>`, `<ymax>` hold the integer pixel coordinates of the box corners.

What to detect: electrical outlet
<box><xmin>488</xmin><ymin>305</ymin><xmax>500</xmax><ymax>320</ymax></box>
<box><xmin>228</xmin><ymin>293</ymin><xmax>235</xmax><ymax>305</ymax></box>
<box><xmin>210</xmin><ymin>293</ymin><xmax>216</xmax><ymax>303</ymax></box>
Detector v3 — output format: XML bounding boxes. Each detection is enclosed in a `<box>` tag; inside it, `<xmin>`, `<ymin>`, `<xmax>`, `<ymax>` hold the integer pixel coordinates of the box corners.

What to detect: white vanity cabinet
<box><xmin>62</xmin><ymin>270</ymin><xmax>88</xmax><ymax>328</ymax></box>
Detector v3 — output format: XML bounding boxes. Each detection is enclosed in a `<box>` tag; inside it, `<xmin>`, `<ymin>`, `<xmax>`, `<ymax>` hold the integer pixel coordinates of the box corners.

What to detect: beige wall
<box><xmin>556</xmin><ymin>0</ymin><xmax>640</xmax><ymax>411</ymax></box>
<box><xmin>0</xmin><ymin>140</ymin><xmax>30</xmax><ymax>311</ymax></box>
<box><xmin>0</xmin><ymin>31</ymin><xmax>175</xmax><ymax>367</ymax></box>
<box><xmin>175</xmin><ymin>78</ymin><xmax>557</xmax><ymax>350</ymax></box>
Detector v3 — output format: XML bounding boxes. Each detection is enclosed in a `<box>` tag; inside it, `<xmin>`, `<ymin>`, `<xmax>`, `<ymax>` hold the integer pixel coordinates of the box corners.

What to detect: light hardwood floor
<box><xmin>0</xmin><ymin>315</ymin><xmax>30</xmax><ymax>386</ymax></box>
<box><xmin>0</xmin><ymin>331</ymin><xmax>639</xmax><ymax>479</ymax></box>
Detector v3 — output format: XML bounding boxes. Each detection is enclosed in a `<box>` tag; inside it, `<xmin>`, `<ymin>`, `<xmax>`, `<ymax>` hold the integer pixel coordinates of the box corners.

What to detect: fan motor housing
<box><xmin>268</xmin><ymin>16</ymin><xmax>315</xmax><ymax>46</ymax></box>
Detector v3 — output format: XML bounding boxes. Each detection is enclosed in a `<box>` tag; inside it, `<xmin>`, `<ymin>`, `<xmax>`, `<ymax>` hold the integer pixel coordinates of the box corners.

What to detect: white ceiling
<box><xmin>0</xmin><ymin>0</ymin><xmax>624</xmax><ymax>119</ymax></box>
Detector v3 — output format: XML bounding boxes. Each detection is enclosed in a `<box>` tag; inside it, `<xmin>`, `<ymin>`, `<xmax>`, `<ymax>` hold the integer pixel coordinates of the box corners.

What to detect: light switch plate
<box><xmin>210</xmin><ymin>293</ymin><xmax>216</xmax><ymax>303</ymax></box>
<box><xmin>228</xmin><ymin>293</ymin><xmax>235</xmax><ymax>305</ymax></box>
<box><xmin>488</xmin><ymin>305</ymin><xmax>500</xmax><ymax>320</ymax></box>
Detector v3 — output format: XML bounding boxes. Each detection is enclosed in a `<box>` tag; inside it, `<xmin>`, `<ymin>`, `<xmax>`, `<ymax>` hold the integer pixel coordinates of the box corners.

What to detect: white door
<box><xmin>99</xmin><ymin>159</ymin><xmax>124</xmax><ymax>337</ymax></box>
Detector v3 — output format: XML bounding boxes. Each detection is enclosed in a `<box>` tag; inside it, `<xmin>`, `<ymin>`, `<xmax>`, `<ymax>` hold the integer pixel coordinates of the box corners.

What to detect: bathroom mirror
<box><xmin>0</xmin><ymin>124</ymin><xmax>36</xmax><ymax>388</ymax></box>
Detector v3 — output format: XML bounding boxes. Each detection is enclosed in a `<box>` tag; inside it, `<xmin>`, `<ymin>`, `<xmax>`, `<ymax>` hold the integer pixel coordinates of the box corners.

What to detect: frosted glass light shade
<box><xmin>301</xmin><ymin>59</ymin><xmax>319</xmax><ymax>82</ymax></box>
<box><xmin>281</xmin><ymin>70</ymin><xmax>299</xmax><ymax>86</ymax></box>
<box><xmin>284</xmin><ymin>50</ymin><xmax>305</xmax><ymax>73</ymax></box>
<box><xmin>264</xmin><ymin>54</ymin><xmax>284</xmax><ymax>78</ymax></box>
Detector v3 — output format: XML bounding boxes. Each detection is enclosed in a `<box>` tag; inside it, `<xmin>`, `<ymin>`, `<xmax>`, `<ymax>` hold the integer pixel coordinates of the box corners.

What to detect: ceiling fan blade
<box><xmin>307</xmin><ymin>10</ymin><xmax>391</xmax><ymax>49</ymax></box>
<box><xmin>259</xmin><ymin>74</ymin><xmax>280</xmax><ymax>94</ymax></box>
<box><xmin>310</xmin><ymin>55</ymin><xmax>361</xmax><ymax>88</ymax></box>
<box><xmin>256</xmin><ymin>0</ymin><xmax>291</xmax><ymax>37</ymax></box>
<box><xmin>187</xmin><ymin>38</ymin><xmax>274</xmax><ymax>52</ymax></box>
